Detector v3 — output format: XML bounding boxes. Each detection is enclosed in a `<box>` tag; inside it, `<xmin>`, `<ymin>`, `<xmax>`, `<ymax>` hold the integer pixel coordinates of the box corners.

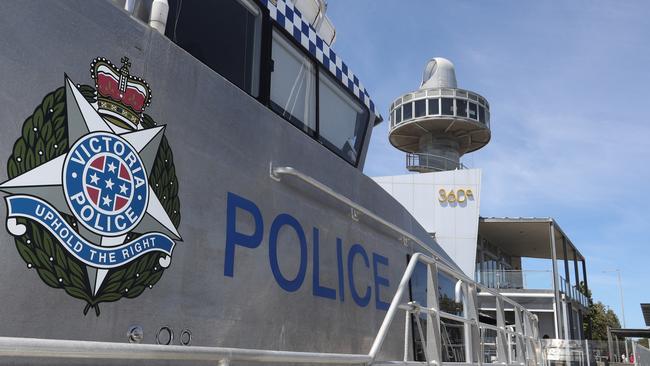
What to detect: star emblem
<box><xmin>107</xmin><ymin>162</ymin><xmax>116</xmax><ymax>173</ymax></box>
<box><xmin>105</xmin><ymin>178</ymin><xmax>114</xmax><ymax>190</ymax></box>
<box><xmin>0</xmin><ymin>77</ymin><xmax>181</xmax><ymax>295</ymax></box>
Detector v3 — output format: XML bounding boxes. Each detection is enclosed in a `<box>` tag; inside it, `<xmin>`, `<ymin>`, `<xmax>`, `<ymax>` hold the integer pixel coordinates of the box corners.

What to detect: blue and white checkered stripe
<box><xmin>260</xmin><ymin>0</ymin><xmax>378</xmax><ymax>117</ymax></box>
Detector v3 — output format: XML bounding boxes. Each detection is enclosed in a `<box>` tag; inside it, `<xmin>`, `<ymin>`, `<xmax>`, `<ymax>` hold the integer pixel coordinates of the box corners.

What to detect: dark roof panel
<box><xmin>642</xmin><ymin>303</ymin><xmax>650</xmax><ymax>326</ymax></box>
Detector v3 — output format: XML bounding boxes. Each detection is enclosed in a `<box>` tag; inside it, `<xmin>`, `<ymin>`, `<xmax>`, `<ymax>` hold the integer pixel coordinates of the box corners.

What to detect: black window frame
<box><xmin>414</xmin><ymin>99</ymin><xmax>426</xmax><ymax>118</ymax></box>
<box><xmin>166</xmin><ymin>0</ymin><xmax>264</xmax><ymax>99</ymax></box>
<box><xmin>441</xmin><ymin>97</ymin><xmax>454</xmax><ymax>116</ymax></box>
<box><xmin>402</xmin><ymin>102</ymin><xmax>413</xmax><ymax>120</ymax></box>
<box><xmin>456</xmin><ymin>98</ymin><xmax>468</xmax><ymax>118</ymax></box>
<box><xmin>428</xmin><ymin>98</ymin><xmax>440</xmax><ymax>115</ymax></box>
<box><xmin>267</xmin><ymin>28</ymin><xmax>318</xmax><ymax>138</ymax></box>
<box><xmin>165</xmin><ymin>0</ymin><xmax>372</xmax><ymax>168</ymax></box>
<box><xmin>262</xmin><ymin>17</ymin><xmax>371</xmax><ymax>168</ymax></box>
<box><xmin>468</xmin><ymin>102</ymin><xmax>478</xmax><ymax>120</ymax></box>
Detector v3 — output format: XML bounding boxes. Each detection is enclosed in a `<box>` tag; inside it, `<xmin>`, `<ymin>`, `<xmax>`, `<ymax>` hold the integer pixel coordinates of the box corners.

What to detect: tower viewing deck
<box><xmin>388</xmin><ymin>58</ymin><xmax>491</xmax><ymax>172</ymax></box>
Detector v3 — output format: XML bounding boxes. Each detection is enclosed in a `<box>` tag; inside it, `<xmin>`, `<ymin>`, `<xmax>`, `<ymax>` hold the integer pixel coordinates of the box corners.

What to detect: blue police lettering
<box><xmin>224</xmin><ymin>192</ymin><xmax>391</xmax><ymax>310</ymax></box>
<box><xmin>269</xmin><ymin>214</ymin><xmax>307</xmax><ymax>292</ymax></box>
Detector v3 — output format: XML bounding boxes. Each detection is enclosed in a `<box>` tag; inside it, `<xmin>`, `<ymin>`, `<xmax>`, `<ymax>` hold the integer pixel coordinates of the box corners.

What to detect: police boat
<box><xmin>0</xmin><ymin>0</ymin><xmax>544</xmax><ymax>365</ymax></box>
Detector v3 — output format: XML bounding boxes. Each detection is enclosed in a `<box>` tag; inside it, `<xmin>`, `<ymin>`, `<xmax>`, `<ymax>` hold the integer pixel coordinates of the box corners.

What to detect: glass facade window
<box><xmin>441</xmin><ymin>98</ymin><xmax>454</xmax><ymax>116</ymax></box>
<box><xmin>428</xmin><ymin>98</ymin><xmax>440</xmax><ymax>115</ymax></box>
<box><xmin>414</xmin><ymin>99</ymin><xmax>426</xmax><ymax>118</ymax></box>
<box><xmin>481</xmin><ymin>328</ymin><xmax>498</xmax><ymax>363</ymax></box>
<box><xmin>270</xmin><ymin>31</ymin><xmax>316</xmax><ymax>133</ymax></box>
<box><xmin>478</xmin><ymin>105</ymin><xmax>486</xmax><ymax>123</ymax></box>
<box><xmin>468</xmin><ymin>102</ymin><xmax>478</xmax><ymax>120</ymax></box>
<box><xmin>410</xmin><ymin>262</ymin><xmax>428</xmax><ymax>362</ymax></box>
<box><xmin>395</xmin><ymin>106</ymin><xmax>402</xmax><ymax>124</ymax></box>
<box><xmin>456</xmin><ymin>99</ymin><xmax>467</xmax><ymax>117</ymax></box>
<box><xmin>410</xmin><ymin>262</ymin><xmax>428</xmax><ymax>306</ymax></box>
<box><xmin>318</xmin><ymin>71</ymin><xmax>369</xmax><ymax>165</ymax></box>
<box><xmin>438</xmin><ymin>271</ymin><xmax>464</xmax><ymax>316</ymax></box>
<box><xmin>403</xmin><ymin>102</ymin><xmax>413</xmax><ymax>120</ymax></box>
<box><xmin>167</xmin><ymin>0</ymin><xmax>261</xmax><ymax>96</ymax></box>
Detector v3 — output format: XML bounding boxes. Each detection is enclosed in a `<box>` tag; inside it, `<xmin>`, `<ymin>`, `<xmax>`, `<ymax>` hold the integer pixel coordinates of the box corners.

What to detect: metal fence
<box><xmin>559</xmin><ymin>276</ymin><xmax>590</xmax><ymax>308</ymax></box>
<box><xmin>476</xmin><ymin>270</ymin><xmax>589</xmax><ymax>308</ymax></box>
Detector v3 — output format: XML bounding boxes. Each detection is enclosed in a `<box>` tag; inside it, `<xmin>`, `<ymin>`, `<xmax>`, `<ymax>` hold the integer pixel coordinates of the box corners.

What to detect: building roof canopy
<box><xmin>641</xmin><ymin>304</ymin><xmax>650</xmax><ymax>327</ymax></box>
<box><xmin>609</xmin><ymin>328</ymin><xmax>650</xmax><ymax>338</ymax></box>
<box><xmin>478</xmin><ymin>218</ymin><xmax>585</xmax><ymax>261</ymax></box>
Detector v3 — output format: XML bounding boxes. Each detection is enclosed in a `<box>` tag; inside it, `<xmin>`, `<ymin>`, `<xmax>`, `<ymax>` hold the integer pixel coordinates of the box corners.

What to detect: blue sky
<box><xmin>328</xmin><ymin>1</ymin><xmax>650</xmax><ymax>328</ymax></box>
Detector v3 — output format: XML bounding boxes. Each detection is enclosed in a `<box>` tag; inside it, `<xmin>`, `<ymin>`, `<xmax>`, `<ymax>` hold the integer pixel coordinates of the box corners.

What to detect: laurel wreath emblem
<box><xmin>5</xmin><ymin>85</ymin><xmax>181</xmax><ymax>316</ymax></box>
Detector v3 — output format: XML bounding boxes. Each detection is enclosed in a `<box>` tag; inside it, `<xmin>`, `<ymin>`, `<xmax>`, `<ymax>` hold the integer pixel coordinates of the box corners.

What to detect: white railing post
<box><xmin>404</xmin><ymin>309</ymin><xmax>411</xmax><ymax>362</ymax></box>
<box><xmin>369</xmin><ymin>253</ymin><xmax>421</xmax><ymax>361</ymax></box>
<box><xmin>466</xmin><ymin>283</ymin><xmax>481</xmax><ymax>364</ymax></box>
<box><xmin>427</xmin><ymin>263</ymin><xmax>442</xmax><ymax>366</ymax></box>
<box><xmin>496</xmin><ymin>297</ymin><xmax>509</xmax><ymax>365</ymax></box>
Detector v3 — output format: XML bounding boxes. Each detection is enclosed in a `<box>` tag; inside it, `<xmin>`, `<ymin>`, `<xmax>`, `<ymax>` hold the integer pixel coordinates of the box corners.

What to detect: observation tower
<box><xmin>388</xmin><ymin>58</ymin><xmax>491</xmax><ymax>172</ymax></box>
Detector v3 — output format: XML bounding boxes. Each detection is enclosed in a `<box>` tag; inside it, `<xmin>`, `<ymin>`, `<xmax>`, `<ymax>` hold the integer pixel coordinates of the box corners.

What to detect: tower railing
<box><xmin>406</xmin><ymin>152</ymin><xmax>467</xmax><ymax>172</ymax></box>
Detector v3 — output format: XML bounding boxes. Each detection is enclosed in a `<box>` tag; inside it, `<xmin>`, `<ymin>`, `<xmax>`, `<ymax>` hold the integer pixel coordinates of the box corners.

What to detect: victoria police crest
<box><xmin>0</xmin><ymin>57</ymin><xmax>181</xmax><ymax>316</ymax></box>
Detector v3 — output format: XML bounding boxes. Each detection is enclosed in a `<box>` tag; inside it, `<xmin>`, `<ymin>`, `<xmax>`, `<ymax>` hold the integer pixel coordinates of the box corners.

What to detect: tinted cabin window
<box><xmin>403</xmin><ymin>102</ymin><xmax>413</xmax><ymax>120</ymax></box>
<box><xmin>478</xmin><ymin>105</ymin><xmax>486</xmax><ymax>123</ymax></box>
<box><xmin>468</xmin><ymin>102</ymin><xmax>478</xmax><ymax>120</ymax></box>
<box><xmin>319</xmin><ymin>71</ymin><xmax>369</xmax><ymax>165</ymax></box>
<box><xmin>414</xmin><ymin>99</ymin><xmax>426</xmax><ymax>118</ymax></box>
<box><xmin>456</xmin><ymin>99</ymin><xmax>467</xmax><ymax>117</ymax></box>
<box><xmin>270</xmin><ymin>31</ymin><xmax>316</xmax><ymax>133</ymax></box>
<box><xmin>441</xmin><ymin>98</ymin><xmax>454</xmax><ymax>115</ymax></box>
<box><xmin>438</xmin><ymin>271</ymin><xmax>464</xmax><ymax>316</ymax></box>
<box><xmin>428</xmin><ymin>98</ymin><xmax>439</xmax><ymax>115</ymax></box>
<box><xmin>166</xmin><ymin>0</ymin><xmax>261</xmax><ymax>96</ymax></box>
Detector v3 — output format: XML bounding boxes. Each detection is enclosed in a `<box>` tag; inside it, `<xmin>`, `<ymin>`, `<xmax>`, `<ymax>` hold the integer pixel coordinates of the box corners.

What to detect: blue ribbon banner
<box><xmin>6</xmin><ymin>195</ymin><xmax>175</xmax><ymax>269</ymax></box>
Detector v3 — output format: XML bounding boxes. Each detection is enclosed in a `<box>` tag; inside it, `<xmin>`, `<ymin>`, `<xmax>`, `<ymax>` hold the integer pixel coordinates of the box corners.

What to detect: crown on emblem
<box><xmin>90</xmin><ymin>57</ymin><xmax>152</xmax><ymax>130</ymax></box>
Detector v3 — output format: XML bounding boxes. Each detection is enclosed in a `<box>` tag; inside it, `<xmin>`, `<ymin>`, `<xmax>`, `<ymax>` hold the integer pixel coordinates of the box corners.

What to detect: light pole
<box><xmin>603</xmin><ymin>269</ymin><xmax>626</xmax><ymax>328</ymax></box>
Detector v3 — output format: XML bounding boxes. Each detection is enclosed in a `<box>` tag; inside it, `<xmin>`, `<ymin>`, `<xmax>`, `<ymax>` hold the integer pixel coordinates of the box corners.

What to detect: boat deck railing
<box><xmin>0</xmin><ymin>251</ymin><xmax>544</xmax><ymax>365</ymax></box>
<box><xmin>0</xmin><ymin>165</ymin><xmax>544</xmax><ymax>365</ymax></box>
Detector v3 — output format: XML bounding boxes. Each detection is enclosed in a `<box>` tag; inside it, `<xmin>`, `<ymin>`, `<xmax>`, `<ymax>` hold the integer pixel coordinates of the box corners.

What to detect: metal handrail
<box><xmin>270</xmin><ymin>164</ymin><xmax>435</xmax><ymax>256</ymax></box>
<box><xmin>269</xmin><ymin>165</ymin><xmax>539</xmax><ymax>315</ymax></box>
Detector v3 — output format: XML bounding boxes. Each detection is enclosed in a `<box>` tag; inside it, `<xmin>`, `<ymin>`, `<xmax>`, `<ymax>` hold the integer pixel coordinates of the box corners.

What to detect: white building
<box><xmin>375</xmin><ymin>57</ymin><xmax>590</xmax><ymax>341</ymax></box>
